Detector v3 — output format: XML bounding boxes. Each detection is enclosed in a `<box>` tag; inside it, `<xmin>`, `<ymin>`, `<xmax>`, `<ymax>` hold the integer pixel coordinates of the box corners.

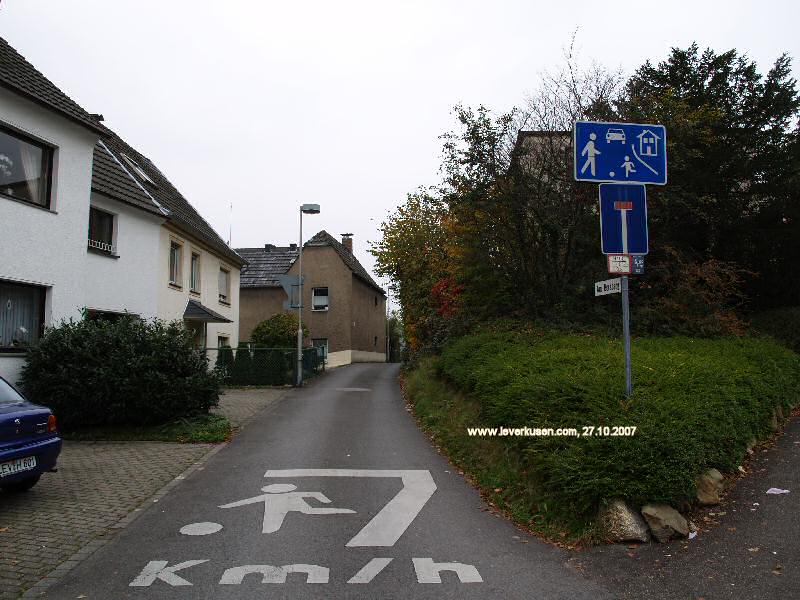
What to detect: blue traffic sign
<box><xmin>599</xmin><ymin>184</ymin><xmax>648</xmax><ymax>255</ymax></box>
<box><xmin>574</xmin><ymin>121</ymin><xmax>667</xmax><ymax>185</ymax></box>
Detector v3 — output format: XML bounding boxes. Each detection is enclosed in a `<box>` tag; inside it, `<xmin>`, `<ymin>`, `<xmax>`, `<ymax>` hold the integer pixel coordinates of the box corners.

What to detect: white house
<box><xmin>0</xmin><ymin>37</ymin><xmax>244</xmax><ymax>383</ymax></box>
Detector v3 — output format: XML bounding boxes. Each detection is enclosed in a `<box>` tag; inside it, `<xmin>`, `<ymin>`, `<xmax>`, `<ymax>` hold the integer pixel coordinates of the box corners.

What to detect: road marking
<box><xmin>219</xmin><ymin>564</ymin><xmax>329</xmax><ymax>584</ymax></box>
<box><xmin>129</xmin><ymin>560</ymin><xmax>208</xmax><ymax>587</ymax></box>
<box><xmin>412</xmin><ymin>558</ymin><xmax>483</xmax><ymax>583</ymax></box>
<box><xmin>263</xmin><ymin>469</ymin><xmax>437</xmax><ymax>547</ymax></box>
<box><xmin>335</xmin><ymin>387</ymin><xmax>372</xmax><ymax>392</ymax></box>
<box><xmin>347</xmin><ymin>558</ymin><xmax>393</xmax><ymax>583</ymax></box>
<box><xmin>179</xmin><ymin>522</ymin><xmax>222</xmax><ymax>536</ymax></box>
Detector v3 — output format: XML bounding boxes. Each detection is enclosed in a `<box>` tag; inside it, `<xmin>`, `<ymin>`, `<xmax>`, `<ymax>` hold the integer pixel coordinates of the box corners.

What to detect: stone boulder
<box><xmin>641</xmin><ymin>504</ymin><xmax>689</xmax><ymax>543</ymax></box>
<box><xmin>696</xmin><ymin>468</ymin><xmax>725</xmax><ymax>506</ymax></box>
<box><xmin>598</xmin><ymin>498</ymin><xmax>650</xmax><ymax>543</ymax></box>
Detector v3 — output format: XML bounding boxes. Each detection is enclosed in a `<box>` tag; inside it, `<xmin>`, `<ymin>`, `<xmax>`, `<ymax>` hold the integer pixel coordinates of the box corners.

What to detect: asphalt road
<box><xmin>42</xmin><ymin>364</ymin><xmax>610</xmax><ymax>599</ymax></box>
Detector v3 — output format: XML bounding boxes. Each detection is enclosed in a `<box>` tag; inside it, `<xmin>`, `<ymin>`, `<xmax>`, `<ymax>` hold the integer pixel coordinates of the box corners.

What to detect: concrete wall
<box><xmin>85</xmin><ymin>192</ymin><xmax>164</xmax><ymax>319</ymax></box>
<box><xmin>0</xmin><ymin>88</ymin><xmax>98</xmax><ymax>383</ymax></box>
<box><xmin>288</xmin><ymin>246</ymin><xmax>353</xmax><ymax>353</ymax></box>
<box><xmin>157</xmin><ymin>225</ymin><xmax>240</xmax><ymax>348</ymax></box>
<box><xmin>350</xmin><ymin>275</ymin><xmax>386</xmax><ymax>358</ymax></box>
<box><xmin>239</xmin><ymin>287</ymin><xmax>285</xmax><ymax>342</ymax></box>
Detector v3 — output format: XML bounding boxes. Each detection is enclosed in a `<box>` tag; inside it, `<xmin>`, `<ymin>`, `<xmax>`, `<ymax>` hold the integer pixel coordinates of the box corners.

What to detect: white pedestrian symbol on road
<box><xmin>621</xmin><ymin>156</ymin><xmax>636</xmax><ymax>178</ymax></box>
<box><xmin>219</xmin><ymin>483</ymin><xmax>356</xmax><ymax>533</ymax></box>
<box><xmin>580</xmin><ymin>133</ymin><xmax>601</xmax><ymax>176</ymax></box>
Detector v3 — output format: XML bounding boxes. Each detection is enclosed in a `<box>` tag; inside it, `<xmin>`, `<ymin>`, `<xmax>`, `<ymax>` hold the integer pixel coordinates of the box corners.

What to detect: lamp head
<box><xmin>300</xmin><ymin>203</ymin><xmax>321</xmax><ymax>214</ymax></box>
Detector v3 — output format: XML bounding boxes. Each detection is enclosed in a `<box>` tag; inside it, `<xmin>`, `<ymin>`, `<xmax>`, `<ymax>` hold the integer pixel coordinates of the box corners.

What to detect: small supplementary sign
<box><xmin>632</xmin><ymin>255</ymin><xmax>645</xmax><ymax>275</ymax></box>
<box><xmin>607</xmin><ymin>254</ymin><xmax>631</xmax><ymax>274</ymax></box>
<box><xmin>595</xmin><ymin>278</ymin><xmax>622</xmax><ymax>296</ymax></box>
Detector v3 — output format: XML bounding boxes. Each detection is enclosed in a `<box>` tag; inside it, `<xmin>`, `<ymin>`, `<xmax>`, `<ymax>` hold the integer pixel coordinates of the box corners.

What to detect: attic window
<box><xmin>121</xmin><ymin>153</ymin><xmax>155</xmax><ymax>185</ymax></box>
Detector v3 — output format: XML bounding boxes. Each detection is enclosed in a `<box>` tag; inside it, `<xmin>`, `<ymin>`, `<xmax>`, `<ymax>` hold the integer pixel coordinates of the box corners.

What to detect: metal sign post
<box><xmin>577</xmin><ymin>120</ymin><xmax>665</xmax><ymax>398</ymax></box>
<box><xmin>621</xmin><ymin>276</ymin><xmax>632</xmax><ymax>396</ymax></box>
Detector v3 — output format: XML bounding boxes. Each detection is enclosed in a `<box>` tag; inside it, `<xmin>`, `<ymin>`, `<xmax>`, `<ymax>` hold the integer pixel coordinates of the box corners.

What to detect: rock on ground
<box><xmin>641</xmin><ymin>503</ymin><xmax>689</xmax><ymax>543</ymax></box>
<box><xmin>696</xmin><ymin>468</ymin><xmax>725</xmax><ymax>506</ymax></box>
<box><xmin>598</xmin><ymin>498</ymin><xmax>650</xmax><ymax>543</ymax></box>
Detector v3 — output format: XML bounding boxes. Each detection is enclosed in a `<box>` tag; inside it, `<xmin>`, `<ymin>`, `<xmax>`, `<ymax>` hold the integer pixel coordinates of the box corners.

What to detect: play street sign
<box><xmin>574</xmin><ymin>121</ymin><xmax>667</xmax><ymax>185</ymax></box>
<box><xmin>599</xmin><ymin>184</ymin><xmax>648</xmax><ymax>255</ymax></box>
<box><xmin>594</xmin><ymin>278</ymin><xmax>622</xmax><ymax>296</ymax></box>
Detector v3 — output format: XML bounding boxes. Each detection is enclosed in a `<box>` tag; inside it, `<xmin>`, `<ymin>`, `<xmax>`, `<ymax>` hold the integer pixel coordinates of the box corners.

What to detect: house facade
<box><xmin>0</xmin><ymin>37</ymin><xmax>243</xmax><ymax>383</ymax></box>
<box><xmin>238</xmin><ymin>231</ymin><xmax>386</xmax><ymax>367</ymax></box>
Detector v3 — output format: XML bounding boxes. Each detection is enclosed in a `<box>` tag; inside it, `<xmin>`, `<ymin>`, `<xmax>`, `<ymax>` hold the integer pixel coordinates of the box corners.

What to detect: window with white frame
<box><xmin>169</xmin><ymin>241</ymin><xmax>182</xmax><ymax>286</ymax></box>
<box><xmin>0</xmin><ymin>281</ymin><xmax>45</xmax><ymax>350</ymax></box>
<box><xmin>0</xmin><ymin>124</ymin><xmax>53</xmax><ymax>208</ymax></box>
<box><xmin>218</xmin><ymin>267</ymin><xmax>230</xmax><ymax>303</ymax></box>
<box><xmin>190</xmin><ymin>252</ymin><xmax>201</xmax><ymax>293</ymax></box>
<box><xmin>88</xmin><ymin>207</ymin><xmax>115</xmax><ymax>254</ymax></box>
<box><xmin>312</xmin><ymin>287</ymin><xmax>329</xmax><ymax>310</ymax></box>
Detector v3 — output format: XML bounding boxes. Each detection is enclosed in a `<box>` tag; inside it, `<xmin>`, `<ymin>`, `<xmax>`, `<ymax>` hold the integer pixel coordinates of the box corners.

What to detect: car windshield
<box><xmin>0</xmin><ymin>378</ymin><xmax>25</xmax><ymax>405</ymax></box>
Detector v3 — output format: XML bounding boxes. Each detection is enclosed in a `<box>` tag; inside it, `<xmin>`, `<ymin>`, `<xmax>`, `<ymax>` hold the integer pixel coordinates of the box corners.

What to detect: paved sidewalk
<box><xmin>0</xmin><ymin>387</ymin><xmax>286</xmax><ymax>599</ymax></box>
<box><xmin>213</xmin><ymin>387</ymin><xmax>288</xmax><ymax>428</ymax></box>
<box><xmin>0</xmin><ymin>441</ymin><xmax>212</xmax><ymax>599</ymax></box>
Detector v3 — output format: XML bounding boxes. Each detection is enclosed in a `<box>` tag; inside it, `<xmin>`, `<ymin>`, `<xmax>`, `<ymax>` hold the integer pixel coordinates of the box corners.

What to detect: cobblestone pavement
<box><xmin>0</xmin><ymin>442</ymin><xmax>213</xmax><ymax>599</ymax></box>
<box><xmin>213</xmin><ymin>387</ymin><xmax>288</xmax><ymax>428</ymax></box>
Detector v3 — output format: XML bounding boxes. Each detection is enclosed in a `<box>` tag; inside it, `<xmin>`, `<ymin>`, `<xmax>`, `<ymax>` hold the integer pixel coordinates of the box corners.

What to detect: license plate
<box><xmin>0</xmin><ymin>456</ymin><xmax>37</xmax><ymax>478</ymax></box>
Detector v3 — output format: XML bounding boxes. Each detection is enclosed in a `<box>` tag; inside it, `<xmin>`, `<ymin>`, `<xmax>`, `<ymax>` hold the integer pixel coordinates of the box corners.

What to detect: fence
<box><xmin>204</xmin><ymin>345</ymin><xmax>324</xmax><ymax>386</ymax></box>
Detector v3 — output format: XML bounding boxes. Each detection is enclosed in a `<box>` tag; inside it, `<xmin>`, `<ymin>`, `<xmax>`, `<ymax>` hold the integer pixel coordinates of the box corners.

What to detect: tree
<box><xmin>250</xmin><ymin>313</ymin><xmax>309</xmax><ymax>348</ymax></box>
<box><xmin>616</xmin><ymin>44</ymin><xmax>800</xmax><ymax>309</ymax></box>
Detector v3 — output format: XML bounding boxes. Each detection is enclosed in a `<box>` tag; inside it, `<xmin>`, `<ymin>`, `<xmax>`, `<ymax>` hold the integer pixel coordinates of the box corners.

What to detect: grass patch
<box><xmin>63</xmin><ymin>413</ymin><xmax>232</xmax><ymax>443</ymax></box>
<box><xmin>405</xmin><ymin>328</ymin><xmax>800</xmax><ymax>542</ymax></box>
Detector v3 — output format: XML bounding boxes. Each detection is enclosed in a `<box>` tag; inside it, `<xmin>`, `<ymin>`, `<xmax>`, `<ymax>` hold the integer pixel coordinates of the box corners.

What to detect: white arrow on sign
<box><xmin>595</xmin><ymin>278</ymin><xmax>622</xmax><ymax>296</ymax></box>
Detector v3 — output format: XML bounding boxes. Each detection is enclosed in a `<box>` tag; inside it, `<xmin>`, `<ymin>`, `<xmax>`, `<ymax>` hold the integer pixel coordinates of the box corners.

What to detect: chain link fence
<box><xmin>205</xmin><ymin>345</ymin><xmax>324</xmax><ymax>386</ymax></box>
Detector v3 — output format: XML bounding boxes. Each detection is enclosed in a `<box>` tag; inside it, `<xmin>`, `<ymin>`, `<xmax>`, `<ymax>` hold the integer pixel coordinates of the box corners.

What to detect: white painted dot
<box><xmin>609</xmin><ymin>171</ymin><xmax>615</xmax><ymax>177</ymax></box>
<box><xmin>180</xmin><ymin>522</ymin><xmax>223</xmax><ymax>536</ymax></box>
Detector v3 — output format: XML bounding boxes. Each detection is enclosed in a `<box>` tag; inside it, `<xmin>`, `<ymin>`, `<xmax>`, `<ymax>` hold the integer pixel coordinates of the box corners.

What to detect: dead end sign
<box><xmin>595</xmin><ymin>278</ymin><xmax>622</xmax><ymax>296</ymax></box>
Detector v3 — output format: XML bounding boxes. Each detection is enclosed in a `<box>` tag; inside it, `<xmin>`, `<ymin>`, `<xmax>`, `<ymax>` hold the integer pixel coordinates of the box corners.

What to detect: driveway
<box><xmin>37</xmin><ymin>364</ymin><xmax>610</xmax><ymax>599</ymax></box>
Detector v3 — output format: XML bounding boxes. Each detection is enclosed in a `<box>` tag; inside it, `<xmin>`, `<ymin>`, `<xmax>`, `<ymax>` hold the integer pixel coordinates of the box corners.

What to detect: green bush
<box><xmin>750</xmin><ymin>307</ymin><xmax>800</xmax><ymax>353</ymax></box>
<box><xmin>214</xmin><ymin>345</ymin><xmax>235</xmax><ymax>382</ymax></box>
<box><xmin>432</xmin><ymin>329</ymin><xmax>800</xmax><ymax>529</ymax></box>
<box><xmin>251</xmin><ymin>313</ymin><xmax>308</xmax><ymax>348</ymax></box>
<box><xmin>20</xmin><ymin>318</ymin><xmax>220</xmax><ymax>429</ymax></box>
<box><xmin>231</xmin><ymin>343</ymin><xmax>255</xmax><ymax>383</ymax></box>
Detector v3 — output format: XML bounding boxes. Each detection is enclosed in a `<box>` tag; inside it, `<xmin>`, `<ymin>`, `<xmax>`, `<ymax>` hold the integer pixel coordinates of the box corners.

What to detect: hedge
<box><xmin>20</xmin><ymin>317</ymin><xmax>220</xmax><ymax>429</ymax></box>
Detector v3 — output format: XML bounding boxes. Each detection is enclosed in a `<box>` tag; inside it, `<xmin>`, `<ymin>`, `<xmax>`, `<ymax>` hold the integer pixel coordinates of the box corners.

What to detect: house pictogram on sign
<box><xmin>637</xmin><ymin>130</ymin><xmax>661</xmax><ymax>157</ymax></box>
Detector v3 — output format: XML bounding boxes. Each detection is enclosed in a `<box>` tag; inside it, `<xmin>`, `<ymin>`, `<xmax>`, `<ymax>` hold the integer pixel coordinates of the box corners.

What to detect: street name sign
<box><xmin>574</xmin><ymin>121</ymin><xmax>667</xmax><ymax>185</ymax></box>
<box><xmin>594</xmin><ymin>278</ymin><xmax>622</xmax><ymax>296</ymax></box>
<box><xmin>599</xmin><ymin>184</ymin><xmax>648</xmax><ymax>255</ymax></box>
<box><xmin>607</xmin><ymin>254</ymin><xmax>631</xmax><ymax>274</ymax></box>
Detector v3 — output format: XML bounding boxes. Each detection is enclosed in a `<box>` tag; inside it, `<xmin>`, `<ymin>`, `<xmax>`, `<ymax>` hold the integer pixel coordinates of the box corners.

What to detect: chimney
<box><xmin>289</xmin><ymin>243</ymin><xmax>297</xmax><ymax>251</ymax></box>
<box><xmin>341</xmin><ymin>233</ymin><xmax>353</xmax><ymax>253</ymax></box>
<box><xmin>264</xmin><ymin>243</ymin><xmax>275</xmax><ymax>251</ymax></box>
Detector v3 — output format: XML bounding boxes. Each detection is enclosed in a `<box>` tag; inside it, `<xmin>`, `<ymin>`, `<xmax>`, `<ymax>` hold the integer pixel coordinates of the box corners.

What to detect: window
<box><xmin>88</xmin><ymin>207</ymin><xmax>115</xmax><ymax>254</ymax></box>
<box><xmin>0</xmin><ymin>281</ymin><xmax>45</xmax><ymax>351</ymax></box>
<box><xmin>218</xmin><ymin>336</ymin><xmax>230</xmax><ymax>348</ymax></box>
<box><xmin>218</xmin><ymin>267</ymin><xmax>230</xmax><ymax>303</ymax></box>
<box><xmin>312</xmin><ymin>287</ymin><xmax>329</xmax><ymax>311</ymax></box>
<box><xmin>169</xmin><ymin>241</ymin><xmax>182</xmax><ymax>286</ymax></box>
<box><xmin>0</xmin><ymin>125</ymin><xmax>53</xmax><ymax>208</ymax></box>
<box><xmin>312</xmin><ymin>338</ymin><xmax>328</xmax><ymax>360</ymax></box>
<box><xmin>190</xmin><ymin>252</ymin><xmax>201</xmax><ymax>293</ymax></box>
<box><xmin>374</xmin><ymin>335</ymin><xmax>378</xmax><ymax>348</ymax></box>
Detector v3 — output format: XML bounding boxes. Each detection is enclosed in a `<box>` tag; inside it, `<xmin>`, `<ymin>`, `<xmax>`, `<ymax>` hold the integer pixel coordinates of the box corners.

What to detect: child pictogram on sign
<box><xmin>219</xmin><ymin>483</ymin><xmax>356</xmax><ymax>533</ymax></box>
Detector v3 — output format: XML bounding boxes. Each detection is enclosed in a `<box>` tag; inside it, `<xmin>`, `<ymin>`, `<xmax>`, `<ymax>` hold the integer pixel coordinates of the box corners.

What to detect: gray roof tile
<box><xmin>0</xmin><ymin>37</ymin><xmax>104</xmax><ymax>134</ymax></box>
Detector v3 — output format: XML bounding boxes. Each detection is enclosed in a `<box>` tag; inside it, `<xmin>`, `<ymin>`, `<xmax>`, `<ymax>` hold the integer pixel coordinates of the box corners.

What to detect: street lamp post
<box><xmin>297</xmin><ymin>204</ymin><xmax>320</xmax><ymax>386</ymax></box>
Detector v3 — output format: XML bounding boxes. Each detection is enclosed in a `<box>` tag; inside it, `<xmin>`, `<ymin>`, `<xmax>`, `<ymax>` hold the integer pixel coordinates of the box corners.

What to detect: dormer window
<box><xmin>121</xmin><ymin>153</ymin><xmax>155</xmax><ymax>185</ymax></box>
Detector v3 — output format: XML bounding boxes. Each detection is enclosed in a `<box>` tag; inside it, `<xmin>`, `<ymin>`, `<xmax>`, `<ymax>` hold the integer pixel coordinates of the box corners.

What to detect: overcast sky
<box><xmin>2</xmin><ymin>1</ymin><xmax>798</xmax><ymax>296</ymax></box>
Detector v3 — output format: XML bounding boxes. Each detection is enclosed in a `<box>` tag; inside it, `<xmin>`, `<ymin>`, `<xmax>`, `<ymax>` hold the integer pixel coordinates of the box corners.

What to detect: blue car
<box><xmin>0</xmin><ymin>375</ymin><xmax>61</xmax><ymax>492</ymax></box>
